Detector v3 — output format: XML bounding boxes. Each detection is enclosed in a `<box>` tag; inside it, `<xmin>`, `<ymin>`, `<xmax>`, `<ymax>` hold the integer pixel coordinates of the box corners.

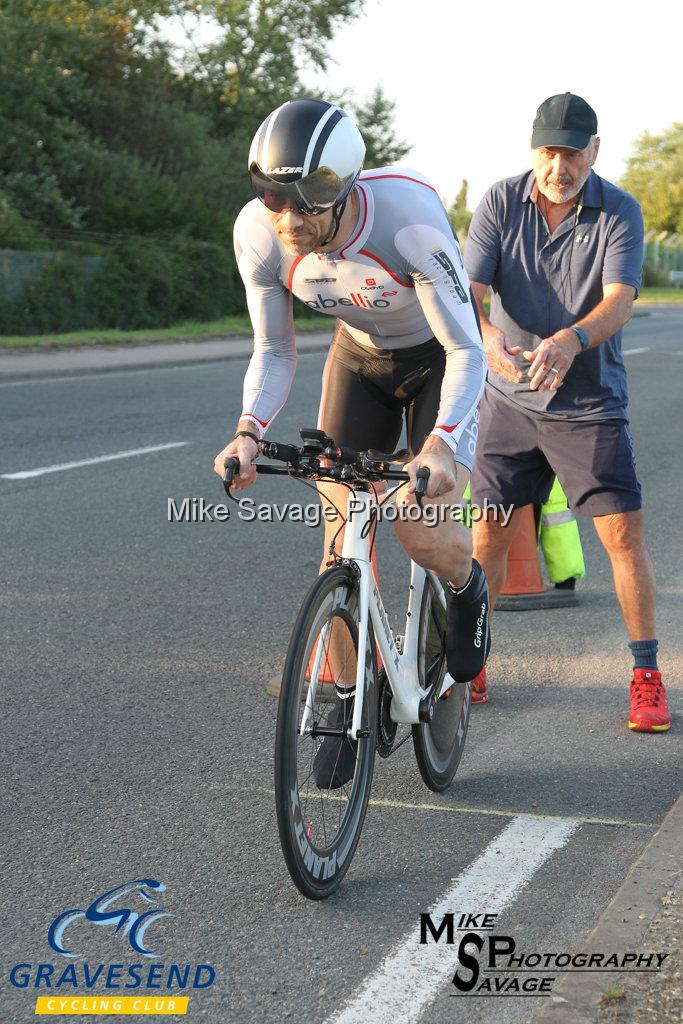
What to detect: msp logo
<box><xmin>48</xmin><ymin>879</ymin><xmax>170</xmax><ymax>958</ymax></box>
<box><xmin>419</xmin><ymin>912</ymin><xmax>670</xmax><ymax>997</ymax></box>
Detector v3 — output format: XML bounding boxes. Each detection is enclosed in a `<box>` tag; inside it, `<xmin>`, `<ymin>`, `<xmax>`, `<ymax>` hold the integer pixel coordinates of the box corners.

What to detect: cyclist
<box><xmin>214</xmin><ymin>99</ymin><xmax>491</xmax><ymax>786</ymax></box>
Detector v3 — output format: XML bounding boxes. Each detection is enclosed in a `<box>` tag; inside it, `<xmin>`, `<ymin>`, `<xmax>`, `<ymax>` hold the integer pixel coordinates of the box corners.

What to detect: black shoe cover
<box><xmin>445</xmin><ymin>559</ymin><xmax>491</xmax><ymax>684</ymax></box>
<box><xmin>313</xmin><ymin>688</ymin><xmax>357</xmax><ymax>790</ymax></box>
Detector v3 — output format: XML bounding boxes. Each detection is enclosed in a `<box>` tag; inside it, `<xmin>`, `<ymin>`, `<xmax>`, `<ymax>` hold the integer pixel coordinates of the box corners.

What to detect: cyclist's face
<box><xmin>532</xmin><ymin>138</ymin><xmax>599</xmax><ymax>204</ymax></box>
<box><xmin>265</xmin><ymin>201</ymin><xmax>335</xmax><ymax>254</ymax></box>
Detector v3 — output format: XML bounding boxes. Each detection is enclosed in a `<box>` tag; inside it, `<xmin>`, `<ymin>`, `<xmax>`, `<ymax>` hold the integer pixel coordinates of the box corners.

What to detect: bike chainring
<box><xmin>376</xmin><ymin>667</ymin><xmax>397</xmax><ymax>758</ymax></box>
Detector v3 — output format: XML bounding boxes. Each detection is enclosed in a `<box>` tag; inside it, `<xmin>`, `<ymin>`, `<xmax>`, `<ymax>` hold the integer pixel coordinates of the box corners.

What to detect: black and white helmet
<box><xmin>248</xmin><ymin>99</ymin><xmax>366</xmax><ymax>215</ymax></box>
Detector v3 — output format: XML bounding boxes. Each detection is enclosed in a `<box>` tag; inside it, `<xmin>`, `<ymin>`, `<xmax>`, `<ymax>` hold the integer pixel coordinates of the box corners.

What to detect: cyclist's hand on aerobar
<box><xmin>213</xmin><ymin>435</ymin><xmax>258</xmax><ymax>490</ymax></box>
<box><xmin>405</xmin><ymin>436</ymin><xmax>457</xmax><ymax>499</ymax></box>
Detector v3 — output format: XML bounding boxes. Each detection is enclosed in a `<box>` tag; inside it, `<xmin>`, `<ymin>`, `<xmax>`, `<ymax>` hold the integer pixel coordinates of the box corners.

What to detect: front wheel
<box><xmin>412</xmin><ymin>575</ymin><xmax>471</xmax><ymax>792</ymax></box>
<box><xmin>274</xmin><ymin>566</ymin><xmax>377</xmax><ymax>899</ymax></box>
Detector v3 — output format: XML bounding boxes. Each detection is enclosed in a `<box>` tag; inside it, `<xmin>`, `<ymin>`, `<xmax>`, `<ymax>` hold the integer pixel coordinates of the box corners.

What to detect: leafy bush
<box><xmin>0</xmin><ymin>256</ymin><xmax>92</xmax><ymax>333</ymax></box>
<box><xmin>0</xmin><ymin>235</ymin><xmax>245</xmax><ymax>334</ymax></box>
<box><xmin>90</xmin><ymin>236</ymin><xmax>242</xmax><ymax>330</ymax></box>
<box><xmin>0</xmin><ymin>194</ymin><xmax>51</xmax><ymax>251</ymax></box>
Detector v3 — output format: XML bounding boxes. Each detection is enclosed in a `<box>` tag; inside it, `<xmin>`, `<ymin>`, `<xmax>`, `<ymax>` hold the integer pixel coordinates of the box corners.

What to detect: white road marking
<box><xmin>326</xmin><ymin>816</ymin><xmax>577</xmax><ymax>1024</ymax></box>
<box><xmin>623</xmin><ymin>347</ymin><xmax>650</xmax><ymax>355</ymax></box>
<box><xmin>1</xmin><ymin>442</ymin><xmax>189</xmax><ymax>480</ymax></box>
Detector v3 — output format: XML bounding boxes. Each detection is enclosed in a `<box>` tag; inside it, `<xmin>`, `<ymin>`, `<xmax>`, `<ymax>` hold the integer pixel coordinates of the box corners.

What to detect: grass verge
<box><xmin>1</xmin><ymin>287</ymin><xmax>681</xmax><ymax>350</ymax></box>
<box><xmin>637</xmin><ymin>287</ymin><xmax>683</xmax><ymax>303</ymax></box>
<box><xmin>0</xmin><ymin>314</ymin><xmax>329</xmax><ymax>350</ymax></box>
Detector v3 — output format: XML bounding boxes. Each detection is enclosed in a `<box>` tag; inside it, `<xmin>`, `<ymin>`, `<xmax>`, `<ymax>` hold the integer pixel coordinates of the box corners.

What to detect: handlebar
<box><xmin>221</xmin><ymin>428</ymin><xmax>431</xmax><ymax>501</ymax></box>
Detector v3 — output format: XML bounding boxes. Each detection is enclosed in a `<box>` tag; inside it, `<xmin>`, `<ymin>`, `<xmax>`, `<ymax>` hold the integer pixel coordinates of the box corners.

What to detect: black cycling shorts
<box><xmin>317</xmin><ymin>322</ymin><xmax>447</xmax><ymax>460</ymax></box>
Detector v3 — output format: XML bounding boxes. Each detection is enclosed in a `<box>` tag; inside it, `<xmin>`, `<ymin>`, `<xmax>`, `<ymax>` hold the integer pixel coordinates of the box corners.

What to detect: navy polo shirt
<box><xmin>465</xmin><ymin>169</ymin><xmax>644</xmax><ymax>421</ymax></box>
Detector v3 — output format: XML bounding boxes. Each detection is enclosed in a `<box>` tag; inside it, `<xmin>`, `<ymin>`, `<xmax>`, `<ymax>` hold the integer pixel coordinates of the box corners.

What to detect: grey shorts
<box><xmin>470</xmin><ymin>387</ymin><xmax>642</xmax><ymax>516</ymax></box>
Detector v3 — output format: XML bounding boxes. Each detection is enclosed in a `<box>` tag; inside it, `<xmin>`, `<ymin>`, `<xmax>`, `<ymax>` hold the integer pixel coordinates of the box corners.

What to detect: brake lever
<box><xmin>222</xmin><ymin>457</ymin><xmax>240</xmax><ymax>500</ymax></box>
<box><xmin>415</xmin><ymin>466</ymin><xmax>430</xmax><ymax>510</ymax></box>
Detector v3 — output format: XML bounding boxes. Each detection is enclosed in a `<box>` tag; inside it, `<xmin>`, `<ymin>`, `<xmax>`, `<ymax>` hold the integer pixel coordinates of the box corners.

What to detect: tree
<box><xmin>620</xmin><ymin>124</ymin><xmax>683</xmax><ymax>234</ymax></box>
<box><xmin>348</xmin><ymin>87</ymin><xmax>410</xmax><ymax>168</ymax></box>
<box><xmin>448</xmin><ymin>179</ymin><xmax>472</xmax><ymax>240</ymax></box>
<box><xmin>0</xmin><ymin>1</ymin><xmax>410</xmax><ymax>331</ymax></box>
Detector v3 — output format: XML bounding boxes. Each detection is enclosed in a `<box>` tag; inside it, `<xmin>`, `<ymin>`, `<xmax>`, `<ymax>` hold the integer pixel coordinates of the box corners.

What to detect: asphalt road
<box><xmin>1</xmin><ymin>309</ymin><xmax>681</xmax><ymax>1023</ymax></box>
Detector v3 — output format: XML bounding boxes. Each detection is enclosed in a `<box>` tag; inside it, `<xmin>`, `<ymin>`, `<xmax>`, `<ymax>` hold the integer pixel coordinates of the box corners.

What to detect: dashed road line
<box><xmin>259</xmin><ymin>788</ymin><xmax>656</xmax><ymax>829</ymax></box>
<box><xmin>1</xmin><ymin>442</ymin><xmax>189</xmax><ymax>480</ymax></box>
<box><xmin>363</xmin><ymin>795</ymin><xmax>655</xmax><ymax>829</ymax></box>
<box><xmin>325</xmin><ymin>816</ymin><xmax>578</xmax><ymax>1024</ymax></box>
<box><xmin>623</xmin><ymin>347</ymin><xmax>650</xmax><ymax>355</ymax></box>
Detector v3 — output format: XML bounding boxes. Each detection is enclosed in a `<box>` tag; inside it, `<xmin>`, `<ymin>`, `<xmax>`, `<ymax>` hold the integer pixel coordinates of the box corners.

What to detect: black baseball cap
<box><xmin>531</xmin><ymin>93</ymin><xmax>598</xmax><ymax>151</ymax></box>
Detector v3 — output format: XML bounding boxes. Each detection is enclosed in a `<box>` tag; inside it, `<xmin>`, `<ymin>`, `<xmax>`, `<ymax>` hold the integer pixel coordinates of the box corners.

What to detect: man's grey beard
<box><xmin>539</xmin><ymin>165</ymin><xmax>592</xmax><ymax>205</ymax></box>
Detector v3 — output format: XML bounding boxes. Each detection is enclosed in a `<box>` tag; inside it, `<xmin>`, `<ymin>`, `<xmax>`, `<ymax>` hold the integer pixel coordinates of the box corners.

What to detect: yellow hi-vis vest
<box><xmin>539</xmin><ymin>477</ymin><xmax>585</xmax><ymax>583</ymax></box>
<box><xmin>460</xmin><ymin>479</ymin><xmax>584</xmax><ymax>583</ymax></box>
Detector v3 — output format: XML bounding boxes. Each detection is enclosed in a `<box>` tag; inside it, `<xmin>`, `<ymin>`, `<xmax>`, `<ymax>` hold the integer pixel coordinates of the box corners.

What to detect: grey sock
<box><xmin>628</xmin><ymin>639</ymin><xmax>659</xmax><ymax>671</ymax></box>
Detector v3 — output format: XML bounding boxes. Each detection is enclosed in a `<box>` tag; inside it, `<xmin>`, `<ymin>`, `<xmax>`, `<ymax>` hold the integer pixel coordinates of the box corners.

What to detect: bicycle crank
<box><xmin>376</xmin><ymin>668</ymin><xmax>397</xmax><ymax>757</ymax></box>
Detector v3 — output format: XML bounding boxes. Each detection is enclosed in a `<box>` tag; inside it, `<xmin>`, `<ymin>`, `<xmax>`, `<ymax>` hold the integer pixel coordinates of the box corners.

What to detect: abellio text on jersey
<box><xmin>305</xmin><ymin>292</ymin><xmax>392</xmax><ymax>311</ymax></box>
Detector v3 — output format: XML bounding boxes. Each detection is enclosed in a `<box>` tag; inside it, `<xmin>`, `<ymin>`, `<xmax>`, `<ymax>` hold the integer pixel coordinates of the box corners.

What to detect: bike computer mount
<box><xmin>298</xmin><ymin>427</ymin><xmax>333</xmax><ymax>455</ymax></box>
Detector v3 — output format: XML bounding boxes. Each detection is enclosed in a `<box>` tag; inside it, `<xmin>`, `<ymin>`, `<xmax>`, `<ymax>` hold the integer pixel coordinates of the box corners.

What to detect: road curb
<box><xmin>533</xmin><ymin>790</ymin><xmax>683</xmax><ymax>1023</ymax></box>
<box><xmin>0</xmin><ymin>332</ymin><xmax>330</xmax><ymax>380</ymax></box>
<box><xmin>0</xmin><ymin>306</ymin><xmax>665</xmax><ymax>380</ymax></box>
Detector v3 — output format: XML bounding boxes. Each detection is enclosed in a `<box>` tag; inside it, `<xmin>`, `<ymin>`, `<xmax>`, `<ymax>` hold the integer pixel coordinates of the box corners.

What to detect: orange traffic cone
<box><xmin>497</xmin><ymin>505</ymin><xmax>577</xmax><ymax>610</ymax></box>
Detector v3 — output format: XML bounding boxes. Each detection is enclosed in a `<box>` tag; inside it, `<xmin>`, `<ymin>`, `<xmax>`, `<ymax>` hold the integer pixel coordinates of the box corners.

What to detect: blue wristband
<box><xmin>571</xmin><ymin>325</ymin><xmax>590</xmax><ymax>351</ymax></box>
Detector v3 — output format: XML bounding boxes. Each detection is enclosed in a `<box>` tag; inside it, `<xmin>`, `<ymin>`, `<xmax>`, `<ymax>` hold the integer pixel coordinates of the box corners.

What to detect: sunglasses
<box><xmin>249</xmin><ymin>163</ymin><xmax>355</xmax><ymax>216</ymax></box>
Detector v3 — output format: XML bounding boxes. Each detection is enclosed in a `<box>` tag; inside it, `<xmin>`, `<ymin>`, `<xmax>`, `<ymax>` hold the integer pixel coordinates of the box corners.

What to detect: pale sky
<box><xmin>162</xmin><ymin>0</ymin><xmax>682</xmax><ymax>209</ymax></box>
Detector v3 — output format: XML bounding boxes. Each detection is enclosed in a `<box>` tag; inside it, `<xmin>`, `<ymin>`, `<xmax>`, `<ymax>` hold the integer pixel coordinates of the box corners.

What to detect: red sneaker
<box><xmin>628</xmin><ymin>669</ymin><xmax>670</xmax><ymax>732</ymax></box>
<box><xmin>471</xmin><ymin>666</ymin><xmax>489</xmax><ymax>705</ymax></box>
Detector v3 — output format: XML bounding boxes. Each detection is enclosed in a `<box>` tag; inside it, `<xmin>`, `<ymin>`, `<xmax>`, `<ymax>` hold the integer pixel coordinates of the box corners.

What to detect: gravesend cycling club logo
<box><xmin>48</xmin><ymin>878</ymin><xmax>170</xmax><ymax>958</ymax></box>
<box><xmin>419</xmin><ymin>911</ymin><xmax>670</xmax><ymax>997</ymax></box>
<box><xmin>8</xmin><ymin>878</ymin><xmax>216</xmax><ymax>1017</ymax></box>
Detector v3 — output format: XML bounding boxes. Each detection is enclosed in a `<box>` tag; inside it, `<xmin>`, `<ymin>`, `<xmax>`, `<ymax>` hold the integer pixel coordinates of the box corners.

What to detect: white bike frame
<box><xmin>300</xmin><ymin>487</ymin><xmax>455</xmax><ymax>739</ymax></box>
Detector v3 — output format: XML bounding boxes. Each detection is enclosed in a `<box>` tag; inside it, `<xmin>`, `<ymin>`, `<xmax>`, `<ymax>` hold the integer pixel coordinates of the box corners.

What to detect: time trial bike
<box><xmin>223</xmin><ymin>427</ymin><xmax>471</xmax><ymax>900</ymax></box>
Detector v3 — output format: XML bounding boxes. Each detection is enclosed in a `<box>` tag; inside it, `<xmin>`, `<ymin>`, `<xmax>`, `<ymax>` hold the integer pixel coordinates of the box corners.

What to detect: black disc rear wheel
<box><xmin>412</xmin><ymin>575</ymin><xmax>471</xmax><ymax>792</ymax></box>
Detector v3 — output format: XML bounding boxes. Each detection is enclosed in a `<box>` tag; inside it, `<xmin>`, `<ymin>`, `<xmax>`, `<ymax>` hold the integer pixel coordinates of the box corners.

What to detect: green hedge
<box><xmin>0</xmin><ymin>235</ymin><xmax>246</xmax><ymax>334</ymax></box>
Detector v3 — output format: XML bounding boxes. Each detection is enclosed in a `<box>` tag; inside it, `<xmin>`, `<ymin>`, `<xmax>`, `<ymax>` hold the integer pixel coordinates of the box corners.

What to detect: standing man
<box><xmin>465</xmin><ymin>92</ymin><xmax>670</xmax><ymax>732</ymax></box>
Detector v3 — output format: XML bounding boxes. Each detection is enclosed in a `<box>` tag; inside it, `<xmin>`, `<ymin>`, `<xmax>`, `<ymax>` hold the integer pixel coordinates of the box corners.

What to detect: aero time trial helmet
<box><xmin>248</xmin><ymin>99</ymin><xmax>365</xmax><ymax>217</ymax></box>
